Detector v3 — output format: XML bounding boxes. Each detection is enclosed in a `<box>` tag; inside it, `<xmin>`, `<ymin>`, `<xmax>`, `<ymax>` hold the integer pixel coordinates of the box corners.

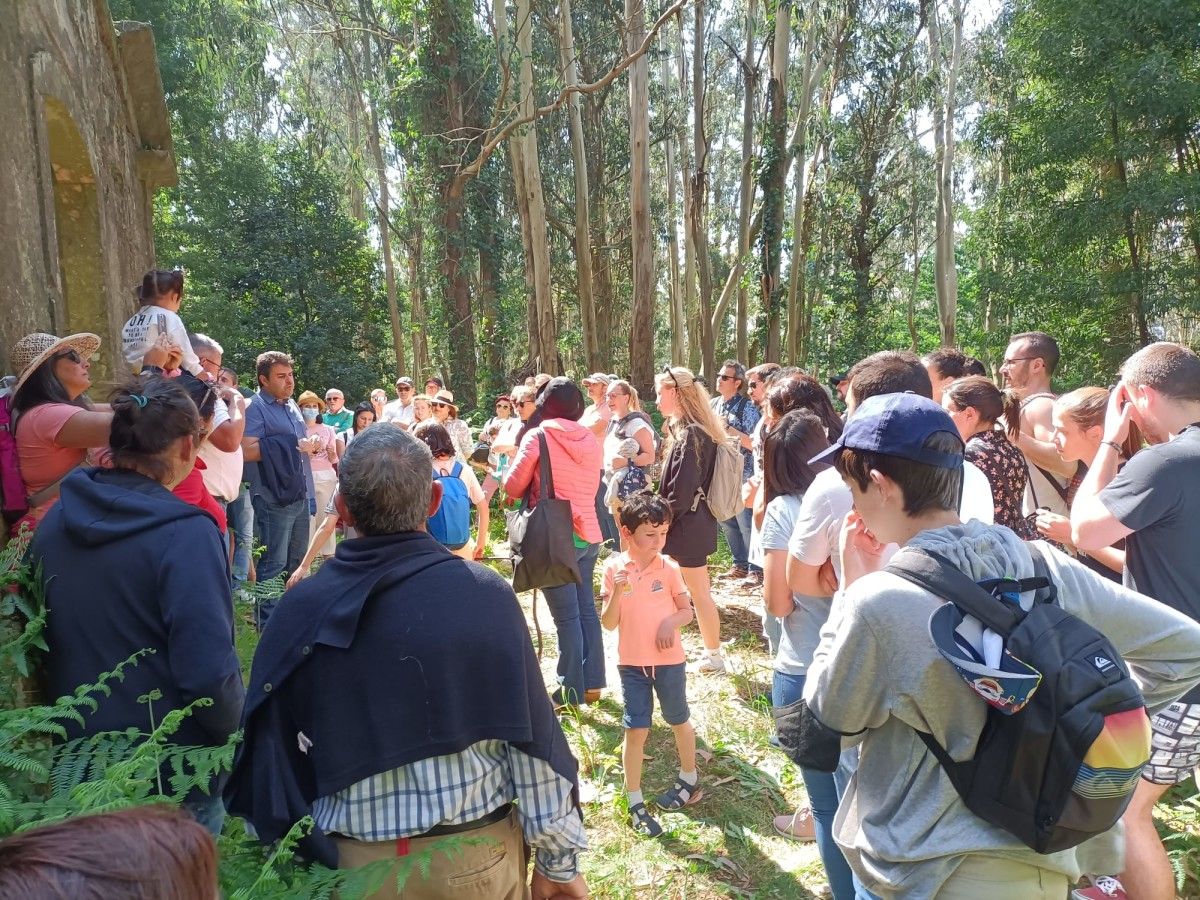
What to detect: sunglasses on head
<box><xmin>661</xmin><ymin>365</ymin><xmax>678</xmax><ymax>387</ymax></box>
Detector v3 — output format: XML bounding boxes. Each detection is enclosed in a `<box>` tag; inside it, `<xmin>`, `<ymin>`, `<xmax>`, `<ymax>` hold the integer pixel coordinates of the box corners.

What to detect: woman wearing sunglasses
<box><xmin>430</xmin><ymin>389</ymin><xmax>474</xmax><ymax>461</ymax></box>
<box><xmin>7</xmin><ymin>333</ymin><xmax>114</xmax><ymax>535</ymax></box>
<box><xmin>655</xmin><ymin>365</ymin><xmax>730</xmax><ymax>673</ymax></box>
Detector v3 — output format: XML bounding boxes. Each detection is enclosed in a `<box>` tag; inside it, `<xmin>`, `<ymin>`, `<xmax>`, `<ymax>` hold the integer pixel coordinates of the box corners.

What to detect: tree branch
<box><xmin>454</xmin><ymin>0</ymin><xmax>690</xmax><ymax>183</ymax></box>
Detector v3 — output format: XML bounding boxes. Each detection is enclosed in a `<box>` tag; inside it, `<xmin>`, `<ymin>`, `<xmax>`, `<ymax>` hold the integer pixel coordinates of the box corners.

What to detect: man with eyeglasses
<box><xmin>999</xmin><ymin>331</ymin><xmax>1070</xmax><ymax>520</ymax></box>
<box><xmin>322</xmin><ymin>389</ymin><xmax>353</xmax><ymax>433</ymax></box>
<box><xmin>710</xmin><ymin>359</ymin><xmax>762</xmax><ymax>588</ymax></box>
<box><xmin>381</xmin><ymin>376</ymin><xmax>416</xmax><ymax>430</ymax></box>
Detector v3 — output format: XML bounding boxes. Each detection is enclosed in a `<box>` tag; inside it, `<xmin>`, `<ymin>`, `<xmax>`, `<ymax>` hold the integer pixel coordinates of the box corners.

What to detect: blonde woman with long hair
<box><xmin>655</xmin><ymin>366</ymin><xmax>730</xmax><ymax>673</ymax></box>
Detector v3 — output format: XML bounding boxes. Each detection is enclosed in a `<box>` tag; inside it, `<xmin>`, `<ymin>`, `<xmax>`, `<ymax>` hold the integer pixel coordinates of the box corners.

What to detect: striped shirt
<box><xmin>311</xmin><ymin>740</ymin><xmax>586</xmax><ymax>881</ymax></box>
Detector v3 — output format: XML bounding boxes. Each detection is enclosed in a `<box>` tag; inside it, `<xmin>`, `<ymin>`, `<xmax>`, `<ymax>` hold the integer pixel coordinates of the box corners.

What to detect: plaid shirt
<box><xmin>311</xmin><ymin>740</ymin><xmax>586</xmax><ymax>881</ymax></box>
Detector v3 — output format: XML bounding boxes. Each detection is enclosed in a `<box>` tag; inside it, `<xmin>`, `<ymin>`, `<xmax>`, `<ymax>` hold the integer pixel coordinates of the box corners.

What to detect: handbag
<box><xmin>507</xmin><ymin>432</ymin><xmax>581</xmax><ymax>593</ymax></box>
<box><xmin>617</xmin><ymin>464</ymin><xmax>649</xmax><ymax>500</ymax></box>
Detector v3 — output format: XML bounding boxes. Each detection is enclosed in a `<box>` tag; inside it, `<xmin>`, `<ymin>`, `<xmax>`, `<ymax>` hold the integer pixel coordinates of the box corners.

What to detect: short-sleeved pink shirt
<box><xmin>14</xmin><ymin>403</ymin><xmax>88</xmax><ymax>522</ymax></box>
<box><xmin>602</xmin><ymin>553</ymin><xmax>689</xmax><ymax>667</ymax></box>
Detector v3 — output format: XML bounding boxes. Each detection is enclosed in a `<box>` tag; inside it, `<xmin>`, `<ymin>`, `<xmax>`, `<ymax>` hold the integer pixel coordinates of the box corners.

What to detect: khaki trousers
<box><xmin>333</xmin><ymin>810</ymin><xmax>530</xmax><ymax>900</ymax></box>
<box><xmin>936</xmin><ymin>855</ymin><xmax>1070</xmax><ymax>899</ymax></box>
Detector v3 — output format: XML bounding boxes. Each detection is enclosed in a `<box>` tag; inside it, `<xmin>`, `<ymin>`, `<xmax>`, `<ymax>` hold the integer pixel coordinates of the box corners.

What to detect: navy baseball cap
<box><xmin>809</xmin><ymin>392</ymin><xmax>964</xmax><ymax>469</ymax></box>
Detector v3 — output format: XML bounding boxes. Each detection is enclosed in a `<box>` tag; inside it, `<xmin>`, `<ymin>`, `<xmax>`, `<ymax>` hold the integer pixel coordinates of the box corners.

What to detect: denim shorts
<box><xmin>618</xmin><ymin>662</ymin><xmax>690</xmax><ymax>729</ymax></box>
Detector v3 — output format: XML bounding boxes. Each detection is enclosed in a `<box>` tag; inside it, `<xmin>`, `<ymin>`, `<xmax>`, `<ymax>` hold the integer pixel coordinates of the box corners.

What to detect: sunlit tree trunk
<box><xmin>734</xmin><ymin>0</ymin><xmax>758</xmax><ymax>362</ymax></box>
<box><xmin>559</xmin><ymin>0</ymin><xmax>600</xmax><ymax>371</ymax></box>
<box><xmin>662</xmin><ymin>41</ymin><xmax>686</xmax><ymax>364</ymax></box>
<box><xmin>926</xmin><ymin>0</ymin><xmax>962</xmax><ymax>346</ymax></box>
<box><xmin>759</xmin><ymin>0</ymin><xmax>789</xmax><ymax>362</ymax></box>
<box><xmin>688</xmin><ymin>0</ymin><xmax>715</xmax><ymax>380</ymax></box>
<box><xmin>627</xmin><ymin>0</ymin><xmax>655</xmax><ymax>394</ymax></box>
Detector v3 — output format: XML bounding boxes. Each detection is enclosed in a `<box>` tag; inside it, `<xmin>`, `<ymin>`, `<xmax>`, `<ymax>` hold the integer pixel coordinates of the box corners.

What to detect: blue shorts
<box><xmin>618</xmin><ymin>663</ymin><xmax>690</xmax><ymax>729</ymax></box>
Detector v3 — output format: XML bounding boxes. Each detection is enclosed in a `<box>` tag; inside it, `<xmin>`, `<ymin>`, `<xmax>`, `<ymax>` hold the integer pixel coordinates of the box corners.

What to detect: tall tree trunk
<box><xmin>676</xmin><ymin>15</ymin><xmax>699</xmax><ymax>372</ymax></box>
<box><xmin>662</xmin><ymin>40</ymin><xmax>686</xmax><ymax>364</ymax></box>
<box><xmin>926</xmin><ymin>0</ymin><xmax>962</xmax><ymax>346</ymax></box>
<box><xmin>689</xmin><ymin>0</ymin><xmax>715</xmax><ymax>380</ymax></box>
<box><xmin>1109</xmin><ymin>108</ymin><xmax>1150</xmax><ymax>346</ymax></box>
<box><xmin>734</xmin><ymin>0</ymin><xmax>758</xmax><ymax>362</ymax></box>
<box><xmin>759</xmin><ymin>0</ymin><xmax>790</xmax><ymax>362</ymax></box>
<box><xmin>515</xmin><ymin>0</ymin><xmax>558</xmax><ymax>372</ymax></box>
<box><xmin>627</xmin><ymin>0</ymin><xmax>655</xmax><ymax>395</ymax></box>
<box><xmin>558</xmin><ymin>0</ymin><xmax>600</xmax><ymax>371</ymax></box>
<box><xmin>494</xmin><ymin>0</ymin><xmax>540</xmax><ymax>369</ymax></box>
<box><xmin>584</xmin><ymin>92</ymin><xmax>613</xmax><ymax>367</ymax></box>
<box><xmin>358</xmin><ymin>7</ymin><xmax>406</xmax><ymax>376</ymax></box>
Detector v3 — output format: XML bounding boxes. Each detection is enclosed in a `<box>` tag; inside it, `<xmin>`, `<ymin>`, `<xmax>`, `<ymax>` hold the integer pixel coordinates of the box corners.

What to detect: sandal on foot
<box><xmin>629</xmin><ymin>801</ymin><xmax>663</xmax><ymax>837</ymax></box>
<box><xmin>655</xmin><ymin>778</ymin><xmax>703</xmax><ymax>810</ymax></box>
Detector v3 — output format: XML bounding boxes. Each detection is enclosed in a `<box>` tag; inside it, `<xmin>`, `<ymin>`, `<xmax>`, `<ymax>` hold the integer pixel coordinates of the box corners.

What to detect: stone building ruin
<box><xmin>1</xmin><ymin>1</ymin><xmax>177</xmax><ymax>385</ymax></box>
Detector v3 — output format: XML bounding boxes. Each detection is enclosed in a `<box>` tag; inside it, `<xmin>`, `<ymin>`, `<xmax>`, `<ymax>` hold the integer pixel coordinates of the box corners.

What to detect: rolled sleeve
<box><xmin>508</xmin><ymin>745</ymin><xmax>587</xmax><ymax>881</ymax></box>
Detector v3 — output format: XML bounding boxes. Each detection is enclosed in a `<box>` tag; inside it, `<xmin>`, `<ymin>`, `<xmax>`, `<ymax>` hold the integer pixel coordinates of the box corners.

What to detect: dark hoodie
<box><xmin>31</xmin><ymin>468</ymin><xmax>244</xmax><ymax>754</ymax></box>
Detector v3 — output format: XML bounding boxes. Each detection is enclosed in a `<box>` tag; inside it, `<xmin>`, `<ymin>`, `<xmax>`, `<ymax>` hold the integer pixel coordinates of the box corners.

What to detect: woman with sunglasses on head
<box><xmin>430</xmin><ymin>389</ymin><xmax>474</xmax><ymax>462</ymax></box>
<box><xmin>7</xmin><ymin>333</ymin><xmax>123</xmax><ymax>535</ymax></box>
<box><xmin>655</xmin><ymin>365</ymin><xmax>730</xmax><ymax>674</ymax></box>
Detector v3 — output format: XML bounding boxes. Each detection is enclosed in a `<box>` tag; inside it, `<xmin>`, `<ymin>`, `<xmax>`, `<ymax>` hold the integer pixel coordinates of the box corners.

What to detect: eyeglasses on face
<box><xmin>1001</xmin><ymin>356</ymin><xmax>1038</xmax><ymax>367</ymax></box>
<box><xmin>748</xmin><ymin>380</ymin><xmax>761</xmax><ymax>389</ymax></box>
<box><xmin>397</xmin><ymin>385</ymin><xmax>413</xmax><ymax>391</ymax></box>
<box><xmin>432</xmin><ymin>401</ymin><xmax>449</xmax><ymax>408</ymax></box>
<box><xmin>517</xmin><ymin>400</ymin><xmax>533</xmax><ymax>407</ymax></box>
<box><xmin>717</xmin><ymin>373</ymin><xmax>739</xmax><ymax>382</ymax></box>
<box><xmin>55</xmin><ymin>349</ymin><xmax>83</xmax><ymax>364</ymax></box>
<box><xmin>496</xmin><ymin>402</ymin><xmax>511</xmax><ymax>408</ymax></box>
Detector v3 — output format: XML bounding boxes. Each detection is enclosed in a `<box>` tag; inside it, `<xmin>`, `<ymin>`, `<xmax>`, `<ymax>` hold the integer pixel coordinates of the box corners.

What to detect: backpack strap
<box><xmin>885</xmin><ymin>548</ymin><xmax>1025</xmax><ymax>636</ymax></box>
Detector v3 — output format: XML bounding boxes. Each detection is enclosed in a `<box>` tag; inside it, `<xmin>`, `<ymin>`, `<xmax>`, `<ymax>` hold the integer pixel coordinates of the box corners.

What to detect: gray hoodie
<box><xmin>804</xmin><ymin>520</ymin><xmax>1200</xmax><ymax>898</ymax></box>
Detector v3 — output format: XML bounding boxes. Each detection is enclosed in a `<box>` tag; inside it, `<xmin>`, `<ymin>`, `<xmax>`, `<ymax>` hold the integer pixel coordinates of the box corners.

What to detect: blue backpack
<box><xmin>428</xmin><ymin>461</ymin><xmax>471</xmax><ymax>547</ymax></box>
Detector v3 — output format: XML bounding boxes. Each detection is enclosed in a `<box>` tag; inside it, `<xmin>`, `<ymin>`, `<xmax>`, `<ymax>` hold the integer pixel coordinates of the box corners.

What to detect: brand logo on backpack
<box><xmin>1093</xmin><ymin>655</ymin><xmax>1115</xmax><ymax>672</ymax></box>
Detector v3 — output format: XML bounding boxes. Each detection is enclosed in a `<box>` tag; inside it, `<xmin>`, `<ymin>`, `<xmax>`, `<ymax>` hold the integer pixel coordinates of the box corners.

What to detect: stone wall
<box><xmin>0</xmin><ymin>0</ymin><xmax>176</xmax><ymax>387</ymax></box>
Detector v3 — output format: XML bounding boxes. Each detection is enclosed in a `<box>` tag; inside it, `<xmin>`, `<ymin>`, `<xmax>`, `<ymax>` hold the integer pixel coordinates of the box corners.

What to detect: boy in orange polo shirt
<box><xmin>600</xmin><ymin>493</ymin><xmax>701</xmax><ymax>837</ymax></box>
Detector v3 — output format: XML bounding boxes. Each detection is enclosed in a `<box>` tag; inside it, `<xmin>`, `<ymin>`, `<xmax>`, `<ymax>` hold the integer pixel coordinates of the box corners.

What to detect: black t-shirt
<box><xmin>1102</xmin><ymin>424</ymin><xmax>1200</xmax><ymax>618</ymax></box>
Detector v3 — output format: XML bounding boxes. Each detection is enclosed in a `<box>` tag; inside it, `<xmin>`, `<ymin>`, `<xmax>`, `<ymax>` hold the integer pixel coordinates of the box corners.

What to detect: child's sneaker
<box><xmin>629</xmin><ymin>801</ymin><xmax>663</xmax><ymax>837</ymax></box>
<box><xmin>654</xmin><ymin>777</ymin><xmax>703</xmax><ymax>810</ymax></box>
<box><xmin>693</xmin><ymin>652</ymin><xmax>726</xmax><ymax>674</ymax></box>
<box><xmin>1071</xmin><ymin>876</ymin><xmax>1128</xmax><ymax>900</ymax></box>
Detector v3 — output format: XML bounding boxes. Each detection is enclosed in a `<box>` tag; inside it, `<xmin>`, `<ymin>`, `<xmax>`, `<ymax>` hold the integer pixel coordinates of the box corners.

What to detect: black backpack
<box><xmin>886</xmin><ymin>543</ymin><xmax>1151</xmax><ymax>854</ymax></box>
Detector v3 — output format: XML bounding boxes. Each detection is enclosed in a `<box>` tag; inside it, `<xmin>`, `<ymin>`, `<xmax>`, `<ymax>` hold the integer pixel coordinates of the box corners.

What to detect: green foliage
<box><xmin>155</xmin><ymin>137</ymin><xmax>394</xmax><ymax>402</ymax></box>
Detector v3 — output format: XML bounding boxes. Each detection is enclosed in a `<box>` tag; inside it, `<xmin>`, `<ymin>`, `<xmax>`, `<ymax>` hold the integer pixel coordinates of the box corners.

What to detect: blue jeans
<box><xmin>227</xmin><ymin>484</ymin><xmax>254</xmax><ymax>587</ymax></box>
<box><xmin>543</xmin><ymin>542</ymin><xmax>604</xmax><ymax>705</ymax></box>
<box><xmin>595</xmin><ymin>477</ymin><xmax>620</xmax><ymax>547</ymax></box>
<box><xmin>252</xmin><ymin>494</ymin><xmax>308</xmax><ymax>625</ymax></box>
<box><xmin>720</xmin><ymin>506</ymin><xmax>760</xmax><ymax>573</ymax></box>
<box><xmin>774</xmin><ymin>671</ymin><xmax>855</xmax><ymax>900</ymax></box>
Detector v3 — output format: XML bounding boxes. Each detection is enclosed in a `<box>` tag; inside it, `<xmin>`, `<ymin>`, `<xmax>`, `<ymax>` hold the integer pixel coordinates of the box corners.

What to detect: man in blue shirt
<box><xmin>710</xmin><ymin>358</ymin><xmax>762</xmax><ymax>588</ymax></box>
<box><xmin>241</xmin><ymin>351</ymin><xmax>316</xmax><ymax>620</ymax></box>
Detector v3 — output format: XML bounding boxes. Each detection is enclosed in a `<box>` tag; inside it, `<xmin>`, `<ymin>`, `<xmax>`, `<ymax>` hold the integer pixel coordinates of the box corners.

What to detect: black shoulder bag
<box><xmin>508</xmin><ymin>432</ymin><xmax>582</xmax><ymax>592</ymax></box>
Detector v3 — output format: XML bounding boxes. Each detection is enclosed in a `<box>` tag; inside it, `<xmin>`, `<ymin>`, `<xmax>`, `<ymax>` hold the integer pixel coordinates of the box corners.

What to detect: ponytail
<box><xmin>137</xmin><ymin>269</ymin><xmax>184</xmax><ymax>304</ymax></box>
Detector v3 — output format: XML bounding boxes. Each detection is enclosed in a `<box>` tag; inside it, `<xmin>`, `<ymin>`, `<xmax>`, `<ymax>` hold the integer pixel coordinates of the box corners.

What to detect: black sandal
<box><xmin>655</xmin><ymin>778</ymin><xmax>703</xmax><ymax>811</ymax></box>
<box><xmin>629</xmin><ymin>801</ymin><xmax>663</xmax><ymax>837</ymax></box>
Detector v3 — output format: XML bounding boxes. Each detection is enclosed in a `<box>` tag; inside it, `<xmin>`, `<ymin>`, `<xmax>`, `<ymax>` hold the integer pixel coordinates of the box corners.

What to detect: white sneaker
<box><xmin>694</xmin><ymin>653</ymin><xmax>726</xmax><ymax>674</ymax></box>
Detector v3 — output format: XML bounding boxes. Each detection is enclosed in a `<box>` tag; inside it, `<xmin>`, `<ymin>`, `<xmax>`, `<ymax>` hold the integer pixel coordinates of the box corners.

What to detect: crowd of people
<box><xmin>3</xmin><ymin>271</ymin><xmax>1200</xmax><ymax>900</ymax></box>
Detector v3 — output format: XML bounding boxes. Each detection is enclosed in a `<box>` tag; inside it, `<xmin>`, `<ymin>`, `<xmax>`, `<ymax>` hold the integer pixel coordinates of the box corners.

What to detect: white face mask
<box><xmin>301</xmin><ymin>407</ymin><xmax>319</xmax><ymax>421</ymax></box>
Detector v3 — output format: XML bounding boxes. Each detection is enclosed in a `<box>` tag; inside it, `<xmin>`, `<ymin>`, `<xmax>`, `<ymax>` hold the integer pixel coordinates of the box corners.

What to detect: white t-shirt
<box><xmin>603</xmin><ymin>415</ymin><xmax>653</xmax><ymax>472</ymax></box>
<box><xmin>197</xmin><ymin>398</ymin><xmax>244</xmax><ymax>502</ymax></box>
<box><xmin>762</xmin><ymin>493</ymin><xmax>833</xmax><ymax>675</ymax></box>
<box><xmin>120</xmin><ymin>305</ymin><xmax>202</xmax><ymax>376</ymax></box>
<box><xmin>787</xmin><ymin>463</ymin><xmax>994</xmax><ymax>583</ymax></box>
<box><xmin>381</xmin><ymin>399</ymin><xmax>415</xmax><ymax>428</ymax></box>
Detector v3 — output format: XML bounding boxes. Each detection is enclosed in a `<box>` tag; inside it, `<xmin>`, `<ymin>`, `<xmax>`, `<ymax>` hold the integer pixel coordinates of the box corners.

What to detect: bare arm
<box><xmin>286</xmin><ymin>514</ymin><xmax>339</xmax><ymax>589</ymax></box>
<box><xmin>1085</xmin><ymin>545</ymin><xmax>1125</xmax><ymax>575</ymax></box>
<box><xmin>786</xmin><ymin>554</ymin><xmax>834</xmax><ymax>598</ymax></box>
<box><xmin>764</xmin><ymin>549</ymin><xmax>794</xmax><ymax>617</ymax></box>
<box><xmin>1016</xmin><ymin>429</ymin><xmax>1075</xmax><ymax>479</ymax></box>
<box><xmin>208</xmin><ymin>393</ymin><xmax>246</xmax><ymax>453</ymax></box>
<box><xmin>473</xmin><ymin>497</ymin><xmax>489</xmax><ymax>559</ymax></box>
<box><xmin>1071</xmin><ymin>384</ymin><xmax>1135</xmax><ymax>551</ymax></box>
<box><xmin>55</xmin><ymin>410</ymin><xmax>115</xmax><ymax>448</ymax></box>
<box><xmin>241</xmin><ymin>435</ymin><xmax>262</xmax><ymax>462</ymax></box>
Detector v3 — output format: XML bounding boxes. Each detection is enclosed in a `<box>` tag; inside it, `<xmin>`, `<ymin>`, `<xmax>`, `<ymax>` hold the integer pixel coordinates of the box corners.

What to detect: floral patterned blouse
<box><xmin>964</xmin><ymin>428</ymin><xmax>1035</xmax><ymax>539</ymax></box>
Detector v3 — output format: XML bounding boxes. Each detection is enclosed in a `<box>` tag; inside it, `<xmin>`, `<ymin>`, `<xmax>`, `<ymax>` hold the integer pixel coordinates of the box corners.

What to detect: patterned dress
<box><xmin>964</xmin><ymin>429</ymin><xmax>1036</xmax><ymax>539</ymax></box>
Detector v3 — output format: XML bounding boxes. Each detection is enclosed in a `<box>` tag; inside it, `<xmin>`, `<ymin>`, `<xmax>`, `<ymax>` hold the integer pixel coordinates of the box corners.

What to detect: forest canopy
<box><xmin>112</xmin><ymin>0</ymin><xmax>1200</xmax><ymax>410</ymax></box>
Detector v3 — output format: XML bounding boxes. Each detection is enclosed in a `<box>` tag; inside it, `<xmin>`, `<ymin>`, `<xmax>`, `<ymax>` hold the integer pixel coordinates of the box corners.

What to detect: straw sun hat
<box><xmin>430</xmin><ymin>389</ymin><xmax>458</xmax><ymax>415</ymax></box>
<box><xmin>11</xmin><ymin>332</ymin><xmax>101</xmax><ymax>394</ymax></box>
<box><xmin>297</xmin><ymin>390</ymin><xmax>326</xmax><ymax>413</ymax></box>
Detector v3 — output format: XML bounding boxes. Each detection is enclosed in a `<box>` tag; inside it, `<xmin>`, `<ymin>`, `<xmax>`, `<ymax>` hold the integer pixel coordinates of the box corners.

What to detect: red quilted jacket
<box><xmin>503</xmin><ymin>419</ymin><xmax>602</xmax><ymax>543</ymax></box>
